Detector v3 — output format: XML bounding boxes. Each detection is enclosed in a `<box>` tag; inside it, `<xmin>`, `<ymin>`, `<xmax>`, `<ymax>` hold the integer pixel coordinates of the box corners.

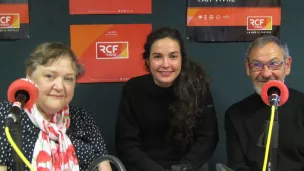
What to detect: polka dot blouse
<box><xmin>0</xmin><ymin>100</ymin><xmax>108</xmax><ymax>171</ymax></box>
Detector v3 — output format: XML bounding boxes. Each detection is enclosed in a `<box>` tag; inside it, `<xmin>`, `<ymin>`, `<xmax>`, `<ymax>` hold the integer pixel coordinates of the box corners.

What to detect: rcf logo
<box><xmin>96</xmin><ymin>42</ymin><xmax>129</xmax><ymax>59</ymax></box>
<box><xmin>0</xmin><ymin>14</ymin><xmax>20</xmax><ymax>28</ymax></box>
<box><xmin>247</xmin><ymin>16</ymin><xmax>272</xmax><ymax>30</ymax></box>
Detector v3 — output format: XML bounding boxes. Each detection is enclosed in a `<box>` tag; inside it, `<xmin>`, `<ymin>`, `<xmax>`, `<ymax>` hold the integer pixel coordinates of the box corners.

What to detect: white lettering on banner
<box><xmin>99</xmin><ymin>45</ymin><xmax>118</xmax><ymax>54</ymax></box>
<box><xmin>250</xmin><ymin>19</ymin><xmax>264</xmax><ymax>27</ymax></box>
<box><xmin>95</xmin><ymin>42</ymin><xmax>129</xmax><ymax>59</ymax></box>
<box><xmin>0</xmin><ymin>16</ymin><xmax>11</xmax><ymax>24</ymax></box>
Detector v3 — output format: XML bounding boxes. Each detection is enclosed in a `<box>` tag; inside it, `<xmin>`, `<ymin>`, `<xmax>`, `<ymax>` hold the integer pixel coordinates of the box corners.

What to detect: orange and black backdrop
<box><xmin>187</xmin><ymin>0</ymin><xmax>281</xmax><ymax>42</ymax></box>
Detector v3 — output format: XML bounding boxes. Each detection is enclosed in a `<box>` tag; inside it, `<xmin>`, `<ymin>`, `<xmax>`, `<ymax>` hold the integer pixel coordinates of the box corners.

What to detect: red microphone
<box><xmin>261</xmin><ymin>80</ymin><xmax>289</xmax><ymax>106</ymax></box>
<box><xmin>7</xmin><ymin>78</ymin><xmax>39</xmax><ymax>113</ymax></box>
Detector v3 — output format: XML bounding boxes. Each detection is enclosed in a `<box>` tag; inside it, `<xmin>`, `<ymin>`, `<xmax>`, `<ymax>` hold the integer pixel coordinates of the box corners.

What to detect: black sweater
<box><xmin>115</xmin><ymin>74</ymin><xmax>219</xmax><ymax>171</ymax></box>
<box><xmin>225</xmin><ymin>88</ymin><xmax>304</xmax><ymax>171</ymax></box>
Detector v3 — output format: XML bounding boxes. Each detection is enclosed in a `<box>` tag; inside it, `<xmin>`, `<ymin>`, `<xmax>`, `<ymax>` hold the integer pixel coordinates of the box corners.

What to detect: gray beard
<box><xmin>254</xmin><ymin>85</ymin><xmax>261</xmax><ymax>95</ymax></box>
<box><xmin>253</xmin><ymin>78</ymin><xmax>286</xmax><ymax>95</ymax></box>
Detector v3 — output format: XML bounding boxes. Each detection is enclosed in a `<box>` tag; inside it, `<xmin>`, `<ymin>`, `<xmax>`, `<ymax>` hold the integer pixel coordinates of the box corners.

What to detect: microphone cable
<box><xmin>5</xmin><ymin>126</ymin><xmax>35</xmax><ymax>171</ymax></box>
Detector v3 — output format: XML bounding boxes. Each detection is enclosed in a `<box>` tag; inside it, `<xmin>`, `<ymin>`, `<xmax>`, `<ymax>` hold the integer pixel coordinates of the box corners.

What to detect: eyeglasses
<box><xmin>248</xmin><ymin>59</ymin><xmax>286</xmax><ymax>72</ymax></box>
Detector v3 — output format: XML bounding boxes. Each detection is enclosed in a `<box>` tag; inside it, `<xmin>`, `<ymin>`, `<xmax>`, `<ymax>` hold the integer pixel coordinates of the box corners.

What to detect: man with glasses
<box><xmin>225</xmin><ymin>36</ymin><xmax>304</xmax><ymax>171</ymax></box>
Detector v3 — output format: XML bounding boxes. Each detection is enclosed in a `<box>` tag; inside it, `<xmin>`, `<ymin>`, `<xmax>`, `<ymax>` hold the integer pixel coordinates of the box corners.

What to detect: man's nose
<box><xmin>260</xmin><ymin>65</ymin><xmax>272</xmax><ymax>78</ymax></box>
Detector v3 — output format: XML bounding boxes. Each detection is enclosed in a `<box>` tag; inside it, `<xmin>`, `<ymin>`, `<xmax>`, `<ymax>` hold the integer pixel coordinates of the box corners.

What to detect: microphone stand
<box><xmin>5</xmin><ymin>94</ymin><xmax>27</xmax><ymax>171</ymax></box>
<box><xmin>9</xmin><ymin>117</ymin><xmax>23</xmax><ymax>171</ymax></box>
<box><xmin>262</xmin><ymin>94</ymin><xmax>280</xmax><ymax>171</ymax></box>
<box><xmin>266</xmin><ymin>110</ymin><xmax>279</xmax><ymax>171</ymax></box>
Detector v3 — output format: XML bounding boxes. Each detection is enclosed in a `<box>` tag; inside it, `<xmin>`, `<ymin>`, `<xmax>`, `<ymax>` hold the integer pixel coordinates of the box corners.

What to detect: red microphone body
<box><xmin>261</xmin><ymin>80</ymin><xmax>289</xmax><ymax>106</ymax></box>
<box><xmin>6</xmin><ymin>78</ymin><xmax>39</xmax><ymax>126</ymax></box>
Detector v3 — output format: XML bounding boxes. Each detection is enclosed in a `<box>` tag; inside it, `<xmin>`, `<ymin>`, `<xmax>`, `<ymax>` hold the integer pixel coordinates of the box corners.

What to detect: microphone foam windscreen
<box><xmin>261</xmin><ymin>80</ymin><xmax>289</xmax><ymax>106</ymax></box>
<box><xmin>7</xmin><ymin>78</ymin><xmax>39</xmax><ymax>109</ymax></box>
